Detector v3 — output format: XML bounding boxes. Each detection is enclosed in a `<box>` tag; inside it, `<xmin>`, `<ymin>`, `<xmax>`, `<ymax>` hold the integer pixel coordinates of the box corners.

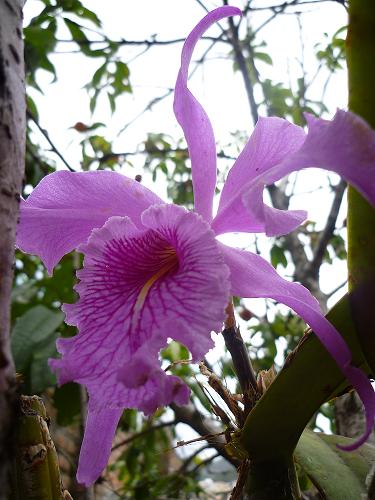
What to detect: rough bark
<box><xmin>0</xmin><ymin>0</ymin><xmax>25</xmax><ymax>495</ymax></box>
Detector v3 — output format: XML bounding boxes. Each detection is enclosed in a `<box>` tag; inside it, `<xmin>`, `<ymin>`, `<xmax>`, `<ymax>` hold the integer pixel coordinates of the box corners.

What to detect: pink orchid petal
<box><xmin>50</xmin><ymin>205</ymin><xmax>230</xmax><ymax>485</ymax></box>
<box><xmin>77</xmin><ymin>406</ymin><xmax>122</xmax><ymax>487</ymax></box>
<box><xmin>173</xmin><ymin>6</ymin><xmax>241</xmax><ymax>222</ymax></box>
<box><xmin>212</xmin><ymin>116</ymin><xmax>306</xmax><ymax>236</ymax></box>
<box><xmin>16</xmin><ymin>170</ymin><xmax>163</xmax><ymax>273</ymax></box>
<box><xmin>213</xmin><ymin>109</ymin><xmax>375</xmax><ymax>237</ymax></box>
<box><xmin>212</xmin><ymin>183</ymin><xmax>307</xmax><ymax>236</ymax></box>
<box><xmin>221</xmin><ymin>243</ymin><xmax>375</xmax><ymax>449</ymax></box>
<box><xmin>336</xmin><ymin>364</ymin><xmax>375</xmax><ymax>451</ymax></box>
<box><xmin>218</xmin><ymin>117</ymin><xmax>306</xmax><ymax>212</ymax></box>
<box><xmin>263</xmin><ymin>110</ymin><xmax>375</xmax><ymax>204</ymax></box>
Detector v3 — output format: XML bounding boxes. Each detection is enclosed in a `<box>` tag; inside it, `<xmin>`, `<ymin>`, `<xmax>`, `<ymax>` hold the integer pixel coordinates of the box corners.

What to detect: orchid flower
<box><xmin>17</xmin><ymin>6</ymin><xmax>375</xmax><ymax>486</ymax></box>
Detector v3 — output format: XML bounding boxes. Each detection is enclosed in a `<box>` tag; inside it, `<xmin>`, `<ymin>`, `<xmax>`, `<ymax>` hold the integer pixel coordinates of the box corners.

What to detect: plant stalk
<box><xmin>11</xmin><ymin>396</ymin><xmax>70</xmax><ymax>500</ymax></box>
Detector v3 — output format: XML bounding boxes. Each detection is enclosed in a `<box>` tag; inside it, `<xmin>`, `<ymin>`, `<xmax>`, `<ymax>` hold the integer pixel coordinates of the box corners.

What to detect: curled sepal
<box><xmin>173</xmin><ymin>6</ymin><xmax>241</xmax><ymax>222</ymax></box>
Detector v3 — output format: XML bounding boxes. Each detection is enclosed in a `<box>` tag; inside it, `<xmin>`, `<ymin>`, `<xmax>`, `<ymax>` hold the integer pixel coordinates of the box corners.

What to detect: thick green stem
<box><xmin>347</xmin><ymin>1</ymin><xmax>375</xmax><ymax>369</ymax></box>
<box><xmin>11</xmin><ymin>396</ymin><xmax>69</xmax><ymax>500</ymax></box>
<box><xmin>244</xmin><ymin>457</ymin><xmax>301</xmax><ymax>500</ymax></box>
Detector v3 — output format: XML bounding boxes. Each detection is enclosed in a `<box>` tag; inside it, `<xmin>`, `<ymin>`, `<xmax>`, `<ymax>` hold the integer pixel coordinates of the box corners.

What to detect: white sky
<box><xmin>24</xmin><ymin>0</ymin><xmax>348</xmax><ymax>174</ymax></box>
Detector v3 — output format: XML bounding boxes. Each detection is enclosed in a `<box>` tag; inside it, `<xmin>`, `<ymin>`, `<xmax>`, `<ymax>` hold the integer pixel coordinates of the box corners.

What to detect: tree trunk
<box><xmin>0</xmin><ymin>0</ymin><xmax>25</xmax><ymax>495</ymax></box>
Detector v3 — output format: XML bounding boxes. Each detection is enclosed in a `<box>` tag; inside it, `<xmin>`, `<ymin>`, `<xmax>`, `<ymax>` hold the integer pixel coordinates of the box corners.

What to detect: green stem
<box><xmin>347</xmin><ymin>1</ymin><xmax>375</xmax><ymax>368</ymax></box>
<box><xmin>12</xmin><ymin>396</ymin><xmax>68</xmax><ymax>500</ymax></box>
<box><xmin>244</xmin><ymin>457</ymin><xmax>301</xmax><ymax>500</ymax></box>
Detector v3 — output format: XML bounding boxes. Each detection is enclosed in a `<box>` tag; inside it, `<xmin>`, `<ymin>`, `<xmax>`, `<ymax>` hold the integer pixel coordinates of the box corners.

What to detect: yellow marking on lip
<box><xmin>134</xmin><ymin>248</ymin><xmax>178</xmax><ymax>313</ymax></box>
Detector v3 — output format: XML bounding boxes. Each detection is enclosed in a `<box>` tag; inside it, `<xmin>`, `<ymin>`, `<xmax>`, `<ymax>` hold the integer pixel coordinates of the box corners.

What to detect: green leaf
<box><xmin>107</xmin><ymin>92</ymin><xmax>116</xmax><ymax>114</ymax></box>
<box><xmin>111</xmin><ymin>61</ymin><xmax>132</xmax><ymax>97</ymax></box>
<box><xmin>76</xmin><ymin>6</ymin><xmax>101</xmax><ymax>27</ymax></box>
<box><xmin>92</xmin><ymin>62</ymin><xmax>107</xmax><ymax>87</ymax></box>
<box><xmin>329</xmin><ymin>234</ymin><xmax>347</xmax><ymax>260</ymax></box>
<box><xmin>11</xmin><ymin>306</ymin><xmax>64</xmax><ymax>393</ymax></box>
<box><xmin>295</xmin><ymin>429</ymin><xmax>375</xmax><ymax>498</ymax></box>
<box><xmin>60</xmin><ymin>0</ymin><xmax>101</xmax><ymax>26</ymax></box>
<box><xmin>24</xmin><ymin>25</ymin><xmax>56</xmax><ymax>50</ymax></box>
<box><xmin>270</xmin><ymin>244</ymin><xmax>287</xmax><ymax>269</ymax></box>
<box><xmin>240</xmin><ymin>294</ymin><xmax>371</xmax><ymax>463</ymax></box>
<box><xmin>88</xmin><ymin>134</ymin><xmax>111</xmax><ymax>153</ymax></box>
<box><xmin>26</xmin><ymin>95</ymin><xmax>39</xmax><ymax>120</ymax></box>
<box><xmin>89</xmin><ymin>89</ymin><xmax>100</xmax><ymax>114</ymax></box>
<box><xmin>64</xmin><ymin>18</ymin><xmax>88</xmax><ymax>43</ymax></box>
<box><xmin>63</xmin><ymin>18</ymin><xmax>104</xmax><ymax>57</ymax></box>
<box><xmin>38</xmin><ymin>55</ymin><xmax>57</xmax><ymax>79</ymax></box>
<box><xmin>114</xmin><ymin>61</ymin><xmax>130</xmax><ymax>81</ymax></box>
<box><xmin>254</xmin><ymin>51</ymin><xmax>273</xmax><ymax>65</ymax></box>
<box><xmin>11</xmin><ymin>306</ymin><xmax>64</xmax><ymax>372</ymax></box>
<box><xmin>63</xmin><ymin>17</ymin><xmax>94</xmax><ymax>57</ymax></box>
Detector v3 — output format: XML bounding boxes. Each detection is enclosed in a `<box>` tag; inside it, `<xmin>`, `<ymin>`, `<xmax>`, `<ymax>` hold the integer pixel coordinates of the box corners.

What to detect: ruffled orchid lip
<box><xmin>50</xmin><ymin>204</ymin><xmax>231</xmax><ymax>484</ymax></box>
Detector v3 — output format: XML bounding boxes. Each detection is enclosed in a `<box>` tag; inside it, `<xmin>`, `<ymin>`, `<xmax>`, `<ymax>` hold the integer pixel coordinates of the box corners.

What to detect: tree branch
<box><xmin>223</xmin><ymin>0</ymin><xmax>259</xmax><ymax>124</ymax></box>
<box><xmin>309</xmin><ymin>179</ymin><xmax>347</xmax><ymax>279</ymax></box>
<box><xmin>27</xmin><ymin>110</ymin><xmax>75</xmax><ymax>172</ymax></box>
<box><xmin>222</xmin><ymin>303</ymin><xmax>259</xmax><ymax>416</ymax></box>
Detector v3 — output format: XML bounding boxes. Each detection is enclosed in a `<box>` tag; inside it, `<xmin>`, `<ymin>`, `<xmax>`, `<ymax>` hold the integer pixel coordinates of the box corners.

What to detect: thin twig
<box><xmin>326</xmin><ymin>280</ymin><xmax>347</xmax><ymax>298</ymax></box>
<box><xmin>253</xmin><ymin>10</ymin><xmax>280</xmax><ymax>35</ymax></box>
<box><xmin>56</xmin><ymin>35</ymin><xmax>227</xmax><ymax>46</ymax></box>
<box><xmin>27</xmin><ymin>110</ymin><xmax>75</xmax><ymax>172</ymax></box>
<box><xmin>111</xmin><ymin>420</ymin><xmax>176</xmax><ymax>452</ymax></box>
<box><xmin>174</xmin><ymin>432</ymin><xmax>226</xmax><ymax>449</ymax></box>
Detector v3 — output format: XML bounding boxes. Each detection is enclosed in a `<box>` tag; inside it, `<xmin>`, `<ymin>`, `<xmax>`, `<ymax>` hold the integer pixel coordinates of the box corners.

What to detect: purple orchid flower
<box><xmin>17</xmin><ymin>6</ymin><xmax>375</xmax><ymax>486</ymax></box>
